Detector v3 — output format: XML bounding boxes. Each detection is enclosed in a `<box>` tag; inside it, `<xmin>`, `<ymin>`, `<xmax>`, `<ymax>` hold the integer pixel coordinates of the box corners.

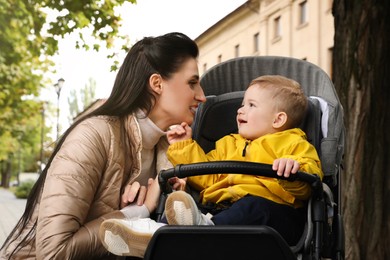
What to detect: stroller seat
<box><xmin>146</xmin><ymin>56</ymin><xmax>345</xmax><ymax>260</ymax></box>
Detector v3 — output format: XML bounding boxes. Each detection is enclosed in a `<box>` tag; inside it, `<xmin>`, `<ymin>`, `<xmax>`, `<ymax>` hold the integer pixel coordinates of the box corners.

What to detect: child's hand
<box><xmin>272</xmin><ymin>158</ymin><xmax>300</xmax><ymax>178</ymax></box>
<box><xmin>167</xmin><ymin>122</ymin><xmax>192</xmax><ymax>144</ymax></box>
<box><xmin>169</xmin><ymin>177</ymin><xmax>187</xmax><ymax>191</ymax></box>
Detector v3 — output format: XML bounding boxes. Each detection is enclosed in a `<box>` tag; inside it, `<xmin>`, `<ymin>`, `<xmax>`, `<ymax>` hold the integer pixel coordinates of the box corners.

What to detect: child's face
<box><xmin>236</xmin><ymin>84</ymin><xmax>278</xmax><ymax>140</ymax></box>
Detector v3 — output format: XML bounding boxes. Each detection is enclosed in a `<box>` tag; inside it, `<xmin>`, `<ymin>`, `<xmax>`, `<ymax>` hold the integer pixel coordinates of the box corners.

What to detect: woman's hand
<box><xmin>143</xmin><ymin>177</ymin><xmax>161</xmax><ymax>213</ymax></box>
<box><xmin>120</xmin><ymin>176</ymin><xmax>187</xmax><ymax>212</ymax></box>
<box><xmin>121</xmin><ymin>179</ymin><xmax>153</xmax><ymax>208</ymax></box>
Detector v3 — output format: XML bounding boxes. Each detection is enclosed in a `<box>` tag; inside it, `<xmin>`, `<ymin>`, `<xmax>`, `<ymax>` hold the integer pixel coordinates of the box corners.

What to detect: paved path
<box><xmin>0</xmin><ymin>188</ymin><xmax>26</xmax><ymax>246</ymax></box>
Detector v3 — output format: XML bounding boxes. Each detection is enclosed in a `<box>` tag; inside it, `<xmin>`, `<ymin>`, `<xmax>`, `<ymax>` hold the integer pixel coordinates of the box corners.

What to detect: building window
<box><xmin>253</xmin><ymin>33</ymin><xmax>259</xmax><ymax>53</ymax></box>
<box><xmin>218</xmin><ymin>54</ymin><xmax>222</xmax><ymax>63</ymax></box>
<box><xmin>274</xmin><ymin>16</ymin><xmax>281</xmax><ymax>38</ymax></box>
<box><xmin>299</xmin><ymin>1</ymin><xmax>308</xmax><ymax>25</ymax></box>
<box><xmin>235</xmin><ymin>44</ymin><xmax>240</xmax><ymax>57</ymax></box>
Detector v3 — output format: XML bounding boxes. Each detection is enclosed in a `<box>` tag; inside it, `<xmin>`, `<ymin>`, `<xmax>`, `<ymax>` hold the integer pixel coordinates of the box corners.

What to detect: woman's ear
<box><xmin>272</xmin><ymin>112</ymin><xmax>288</xmax><ymax>129</ymax></box>
<box><xmin>149</xmin><ymin>73</ymin><xmax>163</xmax><ymax>95</ymax></box>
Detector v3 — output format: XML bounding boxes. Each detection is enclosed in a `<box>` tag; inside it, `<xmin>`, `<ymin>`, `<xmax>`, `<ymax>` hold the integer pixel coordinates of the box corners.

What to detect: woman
<box><xmin>0</xmin><ymin>32</ymin><xmax>206</xmax><ymax>259</ymax></box>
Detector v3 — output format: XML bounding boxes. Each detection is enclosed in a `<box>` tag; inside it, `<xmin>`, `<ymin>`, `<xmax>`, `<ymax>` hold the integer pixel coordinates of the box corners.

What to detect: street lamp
<box><xmin>54</xmin><ymin>78</ymin><xmax>65</xmax><ymax>141</ymax></box>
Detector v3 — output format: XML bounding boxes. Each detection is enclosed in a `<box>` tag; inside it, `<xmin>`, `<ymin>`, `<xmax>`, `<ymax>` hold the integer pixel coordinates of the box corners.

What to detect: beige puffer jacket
<box><xmin>0</xmin><ymin>114</ymin><xmax>171</xmax><ymax>260</ymax></box>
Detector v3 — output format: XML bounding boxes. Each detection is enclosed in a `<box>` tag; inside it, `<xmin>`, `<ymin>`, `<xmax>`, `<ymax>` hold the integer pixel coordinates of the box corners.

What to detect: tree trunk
<box><xmin>0</xmin><ymin>159</ymin><xmax>12</xmax><ymax>188</ymax></box>
<box><xmin>332</xmin><ymin>0</ymin><xmax>390</xmax><ymax>259</ymax></box>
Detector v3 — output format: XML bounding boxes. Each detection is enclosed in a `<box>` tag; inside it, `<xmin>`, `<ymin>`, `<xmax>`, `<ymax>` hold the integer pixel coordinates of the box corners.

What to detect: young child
<box><xmin>99</xmin><ymin>75</ymin><xmax>323</xmax><ymax>257</ymax></box>
<box><xmin>164</xmin><ymin>75</ymin><xmax>322</xmax><ymax>243</ymax></box>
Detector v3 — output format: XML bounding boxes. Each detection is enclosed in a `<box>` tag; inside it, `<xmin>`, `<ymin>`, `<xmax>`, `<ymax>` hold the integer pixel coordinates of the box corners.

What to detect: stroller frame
<box><xmin>145</xmin><ymin>56</ymin><xmax>345</xmax><ymax>260</ymax></box>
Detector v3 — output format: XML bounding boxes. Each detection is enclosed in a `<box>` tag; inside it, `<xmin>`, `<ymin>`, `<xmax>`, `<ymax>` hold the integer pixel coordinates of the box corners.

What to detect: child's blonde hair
<box><xmin>248</xmin><ymin>75</ymin><xmax>307</xmax><ymax>129</ymax></box>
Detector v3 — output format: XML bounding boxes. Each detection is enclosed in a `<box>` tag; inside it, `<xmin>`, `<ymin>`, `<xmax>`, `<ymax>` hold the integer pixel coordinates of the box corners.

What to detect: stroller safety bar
<box><xmin>156</xmin><ymin>161</ymin><xmax>323</xmax><ymax>220</ymax></box>
<box><xmin>158</xmin><ymin>160</ymin><xmax>322</xmax><ymax>192</ymax></box>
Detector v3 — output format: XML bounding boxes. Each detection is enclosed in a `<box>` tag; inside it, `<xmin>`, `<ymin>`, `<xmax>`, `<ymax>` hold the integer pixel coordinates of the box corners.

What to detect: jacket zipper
<box><xmin>242</xmin><ymin>141</ymin><xmax>250</xmax><ymax>157</ymax></box>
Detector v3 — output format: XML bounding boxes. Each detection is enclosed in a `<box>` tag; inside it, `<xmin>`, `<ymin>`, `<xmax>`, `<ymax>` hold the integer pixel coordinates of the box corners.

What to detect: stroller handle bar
<box><xmin>158</xmin><ymin>161</ymin><xmax>323</xmax><ymax>198</ymax></box>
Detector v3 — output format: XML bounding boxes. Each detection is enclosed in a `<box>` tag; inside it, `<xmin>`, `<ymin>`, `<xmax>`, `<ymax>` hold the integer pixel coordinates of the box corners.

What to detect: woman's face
<box><xmin>150</xmin><ymin>58</ymin><xmax>206</xmax><ymax>130</ymax></box>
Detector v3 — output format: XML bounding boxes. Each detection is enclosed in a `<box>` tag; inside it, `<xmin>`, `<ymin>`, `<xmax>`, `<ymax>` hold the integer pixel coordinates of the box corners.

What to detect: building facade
<box><xmin>195</xmin><ymin>0</ymin><xmax>334</xmax><ymax>77</ymax></box>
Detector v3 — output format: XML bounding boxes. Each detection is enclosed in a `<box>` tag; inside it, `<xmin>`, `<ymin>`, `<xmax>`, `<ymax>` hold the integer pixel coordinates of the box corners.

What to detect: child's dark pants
<box><xmin>200</xmin><ymin>195</ymin><xmax>306</xmax><ymax>245</ymax></box>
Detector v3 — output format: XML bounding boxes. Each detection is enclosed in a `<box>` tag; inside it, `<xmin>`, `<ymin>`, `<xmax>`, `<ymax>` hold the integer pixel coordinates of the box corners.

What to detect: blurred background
<box><xmin>1</xmin><ymin>1</ymin><xmax>389</xmax><ymax>259</ymax></box>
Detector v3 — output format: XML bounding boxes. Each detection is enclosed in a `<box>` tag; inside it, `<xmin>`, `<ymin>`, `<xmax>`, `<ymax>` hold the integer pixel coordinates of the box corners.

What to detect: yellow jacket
<box><xmin>167</xmin><ymin>128</ymin><xmax>323</xmax><ymax>208</ymax></box>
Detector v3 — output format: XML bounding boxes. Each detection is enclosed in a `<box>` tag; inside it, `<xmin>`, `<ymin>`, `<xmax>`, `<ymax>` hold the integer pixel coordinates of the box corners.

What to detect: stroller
<box><xmin>144</xmin><ymin>56</ymin><xmax>345</xmax><ymax>260</ymax></box>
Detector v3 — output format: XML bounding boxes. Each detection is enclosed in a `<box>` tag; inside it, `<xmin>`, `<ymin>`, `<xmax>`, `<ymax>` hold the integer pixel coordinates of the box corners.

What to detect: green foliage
<box><xmin>14</xmin><ymin>180</ymin><xmax>35</xmax><ymax>199</ymax></box>
<box><xmin>68</xmin><ymin>89</ymin><xmax>80</xmax><ymax>123</ymax></box>
<box><xmin>0</xmin><ymin>0</ymin><xmax>136</xmax><ymax>187</ymax></box>
<box><xmin>81</xmin><ymin>78</ymin><xmax>97</xmax><ymax>111</ymax></box>
<box><xmin>67</xmin><ymin>77</ymin><xmax>97</xmax><ymax>123</ymax></box>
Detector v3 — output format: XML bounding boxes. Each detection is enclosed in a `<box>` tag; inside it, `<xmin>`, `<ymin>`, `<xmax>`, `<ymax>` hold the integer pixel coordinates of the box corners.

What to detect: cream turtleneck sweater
<box><xmin>120</xmin><ymin>111</ymin><xmax>167</xmax><ymax>219</ymax></box>
<box><xmin>135</xmin><ymin>111</ymin><xmax>166</xmax><ymax>186</ymax></box>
